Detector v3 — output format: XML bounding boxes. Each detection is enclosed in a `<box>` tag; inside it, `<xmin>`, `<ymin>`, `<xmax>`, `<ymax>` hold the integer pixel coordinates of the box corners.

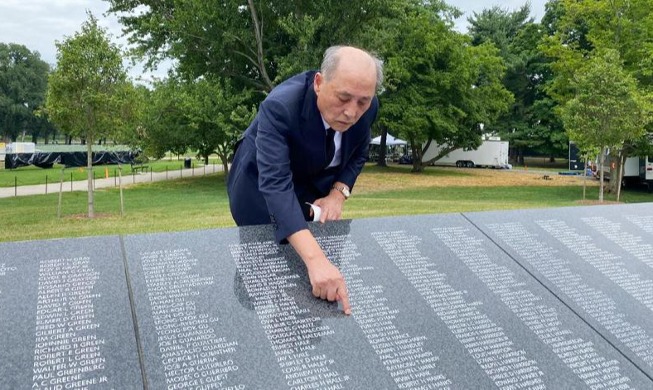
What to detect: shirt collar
<box><xmin>320</xmin><ymin>115</ymin><xmax>330</xmax><ymax>130</ymax></box>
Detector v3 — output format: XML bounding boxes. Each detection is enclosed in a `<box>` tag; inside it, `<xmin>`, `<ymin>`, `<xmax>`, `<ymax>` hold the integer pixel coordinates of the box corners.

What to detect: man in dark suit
<box><xmin>228</xmin><ymin>46</ymin><xmax>382</xmax><ymax>315</ymax></box>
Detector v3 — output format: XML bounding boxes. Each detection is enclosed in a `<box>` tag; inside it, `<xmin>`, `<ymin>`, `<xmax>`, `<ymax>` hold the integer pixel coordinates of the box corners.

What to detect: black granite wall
<box><xmin>2</xmin><ymin>203</ymin><xmax>652</xmax><ymax>389</ymax></box>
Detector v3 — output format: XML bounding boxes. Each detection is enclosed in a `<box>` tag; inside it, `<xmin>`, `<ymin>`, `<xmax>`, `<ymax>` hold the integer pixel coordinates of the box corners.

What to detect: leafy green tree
<box><xmin>46</xmin><ymin>13</ymin><xmax>130</xmax><ymax>218</ymax></box>
<box><xmin>468</xmin><ymin>4</ymin><xmax>533</xmax><ymax>56</ymax></box>
<box><xmin>543</xmin><ymin>0</ymin><xmax>653</xmax><ymax>188</ymax></box>
<box><xmin>380</xmin><ymin>8</ymin><xmax>511</xmax><ymax>172</ymax></box>
<box><xmin>140</xmin><ymin>78</ymin><xmax>189</xmax><ymax>160</ymax></box>
<box><xmin>560</xmin><ymin>50</ymin><xmax>651</xmax><ymax>202</ymax></box>
<box><xmin>141</xmin><ymin>76</ymin><xmax>254</xmax><ymax>175</ymax></box>
<box><xmin>112</xmin><ymin>83</ymin><xmax>150</xmax><ymax>149</ymax></box>
<box><xmin>106</xmin><ymin>0</ymin><xmax>405</xmax><ymax>91</ymax></box>
<box><xmin>181</xmin><ymin>77</ymin><xmax>255</xmax><ymax>173</ymax></box>
<box><xmin>468</xmin><ymin>5</ymin><xmax>566</xmax><ymax>163</ymax></box>
<box><xmin>0</xmin><ymin>43</ymin><xmax>50</xmax><ymax>142</ymax></box>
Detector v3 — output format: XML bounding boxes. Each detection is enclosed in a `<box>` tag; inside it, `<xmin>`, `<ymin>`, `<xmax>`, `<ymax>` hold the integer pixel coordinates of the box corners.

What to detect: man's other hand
<box><xmin>313</xmin><ymin>191</ymin><xmax>345</xmax><ymax>223</ymax></box>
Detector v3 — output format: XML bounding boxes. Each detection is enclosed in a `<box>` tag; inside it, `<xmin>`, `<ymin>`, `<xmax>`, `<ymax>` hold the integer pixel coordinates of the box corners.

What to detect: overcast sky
<box><xmin>0</xmin><ymin>0</ymin><xmax>547</xmax><ymax>82</ymax></box>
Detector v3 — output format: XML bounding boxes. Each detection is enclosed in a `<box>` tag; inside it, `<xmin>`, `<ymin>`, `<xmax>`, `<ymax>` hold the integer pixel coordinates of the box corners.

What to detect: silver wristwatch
<box><xmin>332</xmin><ymin>185</ymin><xmax>350</xmax><ymax>199</ymax></box>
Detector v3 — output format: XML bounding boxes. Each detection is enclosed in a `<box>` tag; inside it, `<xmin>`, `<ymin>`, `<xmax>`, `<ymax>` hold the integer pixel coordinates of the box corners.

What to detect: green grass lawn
<box><xmin>0</xmin><ymin>159</ymin><xmax>223</xmax><ymax>187</ymax></box>
<box><xmin>2</xmin><ymin>166</ymin><xmax>651</xmax><ymax>243</ymax></box>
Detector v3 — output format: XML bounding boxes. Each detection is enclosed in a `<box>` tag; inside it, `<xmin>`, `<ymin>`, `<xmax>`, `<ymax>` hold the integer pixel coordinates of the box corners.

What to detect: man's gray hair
<box><xmin>321</xmin><ymin>45</ymin><xmax>384</xmax><ymax>91</ymax></box>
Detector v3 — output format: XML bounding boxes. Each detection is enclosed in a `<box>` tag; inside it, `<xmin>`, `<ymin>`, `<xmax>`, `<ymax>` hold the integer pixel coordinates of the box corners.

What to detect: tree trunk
<box><xmin>607</xmin><ymin>156</ymin><xmax>620</xmax><ymax>194</ymax></box>
<box><xmin>598</xmin><ymin>147</ymin><xmax>606</xmax><ymax>202</ymax></box>
<box><xmin>221</xmin><ymin>155</ymin><xmax>229</xmax><ymax>182</ymax></box>
<box><xmin>411</xmin><ymin>143</ymin><xmax>423</xmax><ymax>173</ymax></box>
<box><xmin>247</xmin><ymin>0</ymin><xmax>274</xmax><ymax>91</ymax></box>
<box><xmin>616</xmin><ymin>153</ymin><xmax>624</xmax><ymax>202</ymax></box>
<box><xmin>86</xmin><ymin>137</ymin><xmax>95</xmax><ymax>218</ymax></box>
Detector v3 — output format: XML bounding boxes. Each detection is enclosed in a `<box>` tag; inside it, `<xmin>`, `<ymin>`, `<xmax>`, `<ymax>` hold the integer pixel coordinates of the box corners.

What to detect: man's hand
<box><xmin>306</xmin><ymin>257</ymin><xmax>351</xmax><ymax>315</ymax></box>
<box><xmin>288</xmin><ymin>229</ymin><xmax>352</xmax><ymax>315</ymax></box>
<box><xmin>313</xmin><ymin>182</ymin><xmax>348</xmax><ymax>223</ymax></box>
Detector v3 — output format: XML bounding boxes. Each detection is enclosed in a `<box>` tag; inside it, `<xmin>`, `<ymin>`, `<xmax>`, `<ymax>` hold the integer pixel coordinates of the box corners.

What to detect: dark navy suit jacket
<box><xmin>227</xmin><ymin>71</ymin><xmax>378</xmax><ymax>242</ymax></box>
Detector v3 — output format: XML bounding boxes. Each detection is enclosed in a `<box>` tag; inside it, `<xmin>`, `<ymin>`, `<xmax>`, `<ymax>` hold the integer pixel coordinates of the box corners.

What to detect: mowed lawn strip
<box><xmin>0</xmin><ymin>159</ymin><xmax>223</xmax><ymax>187</ymax></box>
<box><xmin>2</xmin><ymin>165</ymin><xmax>650</xmax><ymax>243</ymax></box>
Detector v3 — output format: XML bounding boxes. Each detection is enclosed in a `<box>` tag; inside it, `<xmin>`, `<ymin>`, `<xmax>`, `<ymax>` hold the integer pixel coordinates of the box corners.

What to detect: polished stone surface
<box><xmin>2</xmin><ymin>203</ymin><xmax>653</xmax><ymax>389</ymax></box>
<box><xmin>465</xmin><ymin>203</ymin><xmax>653</xmax><ymax>379</ymax></box>
<box><xmin>0</xmin><ymin>236</ymin><xmax>142</xmax><ymax>389</ymax></box>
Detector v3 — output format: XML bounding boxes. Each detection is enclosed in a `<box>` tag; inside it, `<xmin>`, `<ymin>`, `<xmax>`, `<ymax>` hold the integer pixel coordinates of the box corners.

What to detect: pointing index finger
<box><xmin>338</xmin><ymin>283</ymin><xmax>351</xmax><ymax>315</ymax></box>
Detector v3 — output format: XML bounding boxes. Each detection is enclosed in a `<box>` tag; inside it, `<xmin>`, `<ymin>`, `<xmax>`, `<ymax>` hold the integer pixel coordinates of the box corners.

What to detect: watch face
<box><xmin>342</xmin><ymin>188</ymin><xmax>350</xmax><ymax>197</ymax></box>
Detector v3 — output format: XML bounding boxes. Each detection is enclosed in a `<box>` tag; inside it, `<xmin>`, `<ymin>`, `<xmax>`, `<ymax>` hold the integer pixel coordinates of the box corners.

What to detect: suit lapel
<box><xmin>301</xmin><ymin>78</ymin><xmax>331</xmax><ymax>172</ymax></box>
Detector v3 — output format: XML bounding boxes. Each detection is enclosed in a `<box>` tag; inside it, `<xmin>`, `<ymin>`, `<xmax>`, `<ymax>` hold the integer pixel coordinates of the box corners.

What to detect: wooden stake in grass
<box><xmin>119</xmin><ymin>165</ymin><xmax>124</xmax><ymax>217</ymax></box>
<box><xmin>57</xmin><ymin>168</ymin><xmax>64</xmax><ymax>218</ymax></box>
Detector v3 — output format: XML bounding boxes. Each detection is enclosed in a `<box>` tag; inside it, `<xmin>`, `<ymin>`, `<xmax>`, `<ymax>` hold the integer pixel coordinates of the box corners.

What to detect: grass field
<box><xmin>2</xmin><ymin>163</ymin><xmax>651</xmax><ymax>243</ymax></box>
<box><xmin>0</xmin><ymin>159</ymin><xmax>221</xmax><ymax>187</ymax></box>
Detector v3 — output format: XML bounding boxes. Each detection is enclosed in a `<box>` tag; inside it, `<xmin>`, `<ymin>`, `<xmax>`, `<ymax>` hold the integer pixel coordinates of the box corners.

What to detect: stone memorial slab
<box><xmin>0</xmin><ymin>236</ymin><xmax>143</xmax><ymax>389</ymax></box>
<box><xmin>3</xmin><ymin>203</ymin><xmax>653</xmax><ymax>389</ymax></box>
<box><xmin>122</xmin><ymin>210</ymin><xmax>653</xmax><ymax>389</ymax></box>
<box><xmin>464</xmin><ymin>203</ymin><xmax>653</xmax><ymax>378</ymax></box>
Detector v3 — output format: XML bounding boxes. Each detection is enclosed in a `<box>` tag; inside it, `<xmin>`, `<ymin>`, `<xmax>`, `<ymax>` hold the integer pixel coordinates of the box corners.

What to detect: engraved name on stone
<box><xmin>582</xmin><ymin>216</ymin><xmax>653</xmax><ymax>272</ymax></box>
<box><xmin>625</xmin><ymin>215</ymin><xmax>653</xmax><ymax>235</ymax></box>
<box><xmin>486</xmin><ymin>222</ymin><xmax>653</xmax><ymax>369</ymax></box>
<box><xmin>318</xmin><ymin>235</ymin><xmax>452</xmax><ymax>389</ymax></box>
<box><xmin>0</xmin><ymin>262</ymin><xmax>17</xmax><ymax>296</ymax></box>
<box><xmin>535</xmin><ymin>219</ymin><xmax>653</xmax><ymax>311</ymax></box>
<box><xmin>373</xmin><ymin>231</ymin><xmax>546</xmax><ymax>390</ymax></box>
<box><xmin>141</xmin><ymin>249</ymin><xmax>241</xmax><ymax>389</ymax></box>
<box><xmin>433</xmin><ymin>226</ymin><xmax>634</xmax><ymax>389</ymax></box>
<box><xmin>230</xmin><ymin>241</ymin><xmax>347</xmax><ymax>389</ymax></box>
<box><xmin>32</xmin><ymin>257</ymin><xmax>108</xmax><ymax>389</ymax></box>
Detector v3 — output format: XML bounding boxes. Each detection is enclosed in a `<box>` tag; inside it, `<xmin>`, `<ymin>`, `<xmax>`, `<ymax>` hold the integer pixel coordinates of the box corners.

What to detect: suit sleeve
<box><xmin>255</xmin><ymin>99</ymin><xmax>308</xmax><ymax>243</ymax></box>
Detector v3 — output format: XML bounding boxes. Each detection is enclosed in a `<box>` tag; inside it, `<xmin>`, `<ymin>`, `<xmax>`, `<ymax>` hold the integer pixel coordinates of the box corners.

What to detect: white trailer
<box><xmin>422</xmin><ymin>139</ymin><xmax>510</xmax><ymax>168</ymax></box>
<box><xmin>5</xmin><ymin>142</ymin><xmax>36</xmax><ymax>153</ymax></box>
<box><xmin>597</xmin><ymin>154</ymin><xmax>653</xmax><ymax>192</ymax></box>
<box><xmin>622</xmin><ymin>156</ymin><xmax>653</xmax><ymax>191</ymax></box>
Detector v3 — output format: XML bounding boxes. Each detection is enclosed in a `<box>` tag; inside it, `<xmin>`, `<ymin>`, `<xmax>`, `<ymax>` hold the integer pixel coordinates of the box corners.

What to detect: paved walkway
<box><xmin>0</xmin><ymin>164</ymin><xmax>224</xmax><ymax>198</ymax></box>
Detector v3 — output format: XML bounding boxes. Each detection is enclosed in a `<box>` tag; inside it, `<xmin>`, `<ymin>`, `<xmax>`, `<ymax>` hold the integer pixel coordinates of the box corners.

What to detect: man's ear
<box><xmin>314</xmin><ymin>72</ymin><xmax>323</xmax><ymax>94</ymax></box>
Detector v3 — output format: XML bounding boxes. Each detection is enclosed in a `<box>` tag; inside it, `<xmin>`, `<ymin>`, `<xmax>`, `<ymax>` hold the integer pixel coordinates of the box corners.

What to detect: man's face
<box><xmin>314</xmin><ymin>60</ymin><xmax>376</xmax><ymax>132</ymax></box>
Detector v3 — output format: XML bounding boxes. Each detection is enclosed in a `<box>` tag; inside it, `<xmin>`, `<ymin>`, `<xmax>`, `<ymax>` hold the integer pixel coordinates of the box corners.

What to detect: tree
<box><xmin>468</xmin><ymin>5</ymin><xmax>566</xmax><ymax>163</ymax></box>
<box><xmin>0</xmin><ymin>43</ymin><xmax>50</xmax><ymax>142</ymax></box>
<box><xmin>106</xmin><ymin>0</ymin><xmax>405</xmax><ymax>91</ymax></box>
<box><xmin>543</xmin><ymin>0</ymin><xmax>653</xmax><ymax>191</ymax></box>
<box><xmin>140</xmin><ymin>76</ymin><xmax>255</xmax><ymax>175</ymax></box>
<box><xmin>380</xmin><ymin>8</ymin><xmax>511</xmax><ymax>172</ymax></box>
<box><xmin>46</xmin><ymin>13</ymin><xmax>130</xmax><ymax>218</ymax></box>
<box><xmin>181</xmin><ymin>77</ymin><xmax>255</xmax><ymax>174</ymax></box>
<box><xmin>560</xmin><ymin>50</ymin><xmax>650</xmax><ymax>202</ymax></box>
<box><xmin>112</xmin><ymin>83</ymin><xmax>150</xmax><ymax>149</ymax></box>
<box><xmin>468</xmin><ymin>4</ymin><xmax>533</xmax><ymax>56</ymax></box>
